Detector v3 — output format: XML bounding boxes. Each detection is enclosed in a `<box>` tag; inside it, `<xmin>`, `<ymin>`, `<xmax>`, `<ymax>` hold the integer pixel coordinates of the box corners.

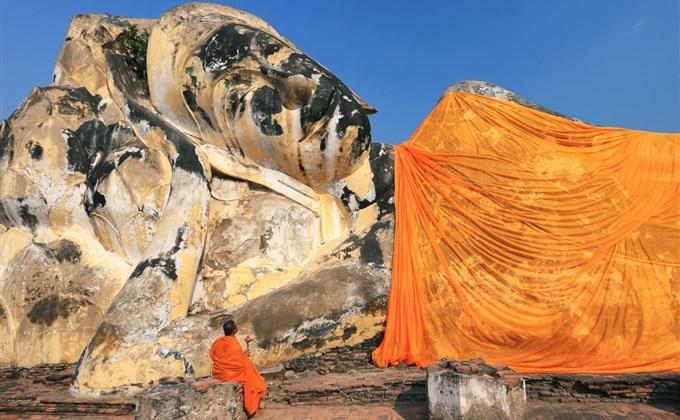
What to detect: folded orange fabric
<box><xmin>373</xmin><ymin>92</ymin><xmax>680</xmax><ymax>373</ymax></box>
<box><xmin>211</xmin><ymin>336</ymin><xmax>266</xmax><ymax>415</ymax></box>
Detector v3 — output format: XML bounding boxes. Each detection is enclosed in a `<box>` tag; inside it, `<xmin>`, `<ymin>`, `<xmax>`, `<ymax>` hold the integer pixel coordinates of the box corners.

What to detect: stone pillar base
<box><xmin>427</xmin><ymin>359</ymin><xmax>527</xmax><ymax>420</ymax></box>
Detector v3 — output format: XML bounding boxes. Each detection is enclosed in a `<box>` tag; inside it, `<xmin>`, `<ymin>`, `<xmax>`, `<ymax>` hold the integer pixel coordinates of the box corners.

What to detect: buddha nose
<box><xmin>300</xmin><ymin>77</ymin><xmax>339</xmax><ymax>130</ymax></box>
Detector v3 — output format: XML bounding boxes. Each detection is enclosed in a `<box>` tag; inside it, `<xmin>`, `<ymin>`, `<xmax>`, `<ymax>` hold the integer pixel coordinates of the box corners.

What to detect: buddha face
<box><xmin>185</xmin><ymin>22</ymin><xmax>375</xmax><ymax>186</ymax></box>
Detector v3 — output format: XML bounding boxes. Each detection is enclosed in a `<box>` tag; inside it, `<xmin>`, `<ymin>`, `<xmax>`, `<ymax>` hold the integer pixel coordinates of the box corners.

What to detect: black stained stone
<box><xmin>129</xmin><ymin>225</ymin><xmax>187</xmax><ymax>281</ymax></box>
<box><xmin>51</xmin><ymin>240</ymin><xmax>82</xmax><ymax>264</ymax></box>
<box><xmin>0</xmin><ymin>122</ymin><xmax>14</xmax><ymax>161</ymax></box>
<box><xmin>130</xmin><ymin>257</ymin><xmax>178</xmax><ymax>281</ymax></box>
<box><xmin>182</xmin><ymin>88</ymin><xmax>215</xmax><ymax>129</ymax></box>
<box><xmin>63</xmin><ymin>118</ymin><xmax>146</xmax><ymax>213</ymax></box>
<box><xmin>126</xmin><ymin>100</ymin><xmax>205</xmax><ymax>177</ymax></box>
<box><xmin>27</xmin><ymin>295</ymin><xmax>88</xmax><ymax>326</ymax></box>
<box><xmin>368</xmin><ymin>143</ymin><xmax>395</xmax><ymax>216</ymax></box>
<box><xmin>18</xmin><ymin>203</ymin><xmax>40</xmax><ymax>231</ymax></box>
<box><xmin>29</xmin><ymin>142</ymin><xmax>43</xmax><ymax>160</ymax></box>
<box><xmin>250</xmin><ymin>86</ymin><xmax>283</xmax><ymax>136</ymax></box>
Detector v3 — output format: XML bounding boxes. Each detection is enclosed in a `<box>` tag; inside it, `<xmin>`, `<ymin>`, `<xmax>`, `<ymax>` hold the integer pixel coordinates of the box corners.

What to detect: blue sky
<box><xmin>1</xmin><ymin>1</ymin><xmax>678</xmax><ymax>142</ymax></box>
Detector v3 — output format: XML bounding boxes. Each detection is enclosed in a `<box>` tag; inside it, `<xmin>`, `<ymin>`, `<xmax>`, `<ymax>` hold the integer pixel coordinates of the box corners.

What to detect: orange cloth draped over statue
<box><xmin>372</xmin><ymin>92</ymin><xmax>680</xmax><ymax>373</ymax></box>
<box><xmin>210</xmin><ymin>336</ymin><xmax>266</xmax><ymax>415</ymax></box>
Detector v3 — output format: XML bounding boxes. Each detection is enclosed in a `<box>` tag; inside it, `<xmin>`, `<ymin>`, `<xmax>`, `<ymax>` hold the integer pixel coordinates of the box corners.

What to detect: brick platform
<box><xmin>1</xmin><ymin>361</ymin><xmax>679</xmax><ymax>419</ymax></box>
<box><xmin>266</xmin><ymin>367</ymin><xmax>426</xmax><ymax>406</ymax></box>
<box><xmin>525</xmin><ymin>372</ymin><xmax>680</xmax><ymax>404</ymax></box>
<box><xmin>258</xmin><ymin>403</ymin><xmax>427</xmax><ymax>419</ymax></box>
<box><xmin>282</xmin><ymin>335</ymin><xmax>383</xmax><ymax>374</ymax></box>
<box><xmin>257</xmin><ymin>402</ymin><xmax>679</xmax><ymax>420</ymax></box>
<box><xmin>0</xmin><ymin>364</ymin><xmax>135</xmax><ymax>418</ymax></box>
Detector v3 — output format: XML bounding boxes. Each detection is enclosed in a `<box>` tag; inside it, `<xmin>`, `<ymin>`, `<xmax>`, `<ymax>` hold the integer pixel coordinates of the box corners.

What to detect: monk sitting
<box><xmin>210</xmin><ymin>320</ymin><xmax>266</xmax><ymax>417</ymax></box>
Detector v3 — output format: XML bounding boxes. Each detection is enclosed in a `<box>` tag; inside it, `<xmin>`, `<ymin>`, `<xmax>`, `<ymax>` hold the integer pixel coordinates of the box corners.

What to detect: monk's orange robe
<box><xmin>210</xmin><ymin>336</ymin><xmax>266</xmax><ymax>416</ymax></box>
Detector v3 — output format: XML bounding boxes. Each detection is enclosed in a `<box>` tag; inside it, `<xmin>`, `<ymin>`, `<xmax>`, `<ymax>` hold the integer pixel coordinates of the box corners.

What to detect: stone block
<box><xmin>427</xmin><ymin>360</ymin><xmax>527</xmax><ymax>420</ymax></box>
<box><xmin>135</xmin><ymin>379</ymin><xmax>246</xmax><ymax>420</ymax></box>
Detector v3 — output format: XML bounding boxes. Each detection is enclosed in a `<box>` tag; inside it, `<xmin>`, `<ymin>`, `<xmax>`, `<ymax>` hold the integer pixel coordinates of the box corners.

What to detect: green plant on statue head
<box><xmin>119</xmin><ymin>24</ymin><xmax>149</xmax><ymax>81</ymax></box>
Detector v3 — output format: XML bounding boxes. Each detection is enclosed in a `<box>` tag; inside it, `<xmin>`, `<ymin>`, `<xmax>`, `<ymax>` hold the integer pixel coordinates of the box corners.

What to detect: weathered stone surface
<box><xmin>331</xmin><ymin>142</ymin><xmax>395</xmax><ymax>233</ymax></box>
<box><xmin>53</xmin><ymin>14</ymin><xmax>155</xmax><ymax>123</ymax></box>
<box><xmin>135</xmin><ymin>379</ymin><xmax>246</xmax><ymax>420</ymax></box>
<box><xmin>193</xmin><ymin>185</ymin><xmax>318</xmax><ymax>312</ymax></box>
<box><xmin>427</xmin><ymin>360</ymin><xmax>527</xmax><ymax>420</ymax></box>
<box><xmin>0</xmin><ymin>87</ymin><xmax>131</xmax><ymax>366</ymax></box>
<box><xmin>282</xmin><ymin>334</ymin><xmax>384</xmax><ymax>374</ymax></box>
<box><xmin>443</xmin><ymin>80</ymin><xmax>579</xmax><ymax>121</ymax></box>
<box><xmin>156</xmin><ymin>214</ymin><xmax>394</xmax><ymax>377</ymax></box>
<box><xmin>444</xmin><ymin>81</ymin><xmax>579</xmax><ymax>121</ymax></box>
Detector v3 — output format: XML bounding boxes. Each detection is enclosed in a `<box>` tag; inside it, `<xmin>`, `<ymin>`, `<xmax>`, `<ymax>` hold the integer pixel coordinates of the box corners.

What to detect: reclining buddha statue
<box><xmin>1</xmin><ymin>3</ymin><xmax>613</xmax><ymax>395</ymax></box>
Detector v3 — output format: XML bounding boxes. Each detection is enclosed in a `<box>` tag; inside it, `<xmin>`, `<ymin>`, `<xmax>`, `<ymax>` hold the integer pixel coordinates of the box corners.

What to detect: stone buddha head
<box><xmin>148</xmin><ymin>3</ymin><xmax>376</xmax><ymax>187</ymax></box>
